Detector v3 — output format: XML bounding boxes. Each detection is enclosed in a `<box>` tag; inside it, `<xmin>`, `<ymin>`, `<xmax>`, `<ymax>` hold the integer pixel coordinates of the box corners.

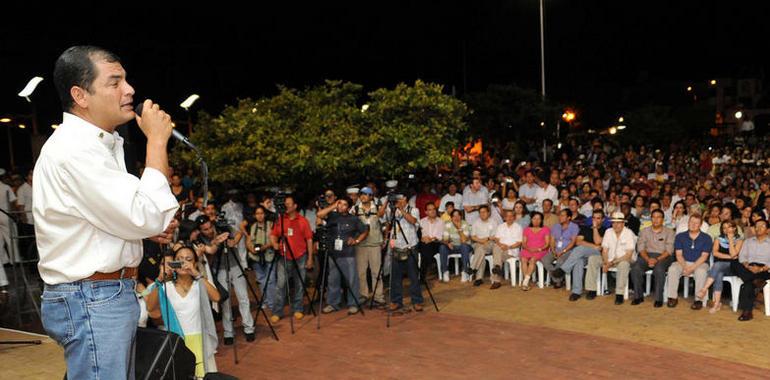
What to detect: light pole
<box><xmin>180</xmin><ymin>94</ymin><xmax>200</xmax><ymax>135</ymax></box>
<box><xmin>539</xmin><ymin>0</ymin><xmax>547</xmax><ymax>162</ymax></box>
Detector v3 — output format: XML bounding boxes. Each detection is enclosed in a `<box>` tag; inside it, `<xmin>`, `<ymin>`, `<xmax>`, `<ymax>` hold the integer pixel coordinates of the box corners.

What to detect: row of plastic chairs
<box><xmin>434</xmin><ymin>252</ymin><xmax>770</xmax><ymax>316</ymax></box>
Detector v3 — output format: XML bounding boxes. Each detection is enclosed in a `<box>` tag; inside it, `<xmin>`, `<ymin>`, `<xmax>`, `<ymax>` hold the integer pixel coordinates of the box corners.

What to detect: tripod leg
<box><xmin>317</xmin><ymin>250</ymin><xmax>330</xmax><ymax>330</ymax></box>
<box><xmin>369</xmin><ymin>247</ymin><xmax>387</xmax><ymax>310</ymax></box>
<box><xmin>327</xmin><ymin>254</ymin><xmax>365</xmax><ymax>317</ymax></box>
<box><xmin>309</xmin><ymin>250</ymin><xmax>326</xmax><ymax>311</ymax></box>
<box><xmin>250</xmin><ymin>258</ymin><xmax>280</xmax><ymax>341</ymax></box>
<box><xmin>414</xmin><ymin>253</ymin><xmax>439</xmax><ymax>312</ymax></box>
<box><xmin>279</xmin><ymin>255</ymin><xmax>295</xmax><ymax>335</ymax></box>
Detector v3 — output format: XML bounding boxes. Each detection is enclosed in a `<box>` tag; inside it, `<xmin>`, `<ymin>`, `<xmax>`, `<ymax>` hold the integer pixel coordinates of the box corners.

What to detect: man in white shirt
<box><xmin>468</xmin><ymin>206</ymin><xmax>499</xmax><ymax>286</ymax></box>
<box><xmin>462</xmin><ymin>178</ymin><xmax>488</xmax><ymax>225</ymax></box>
<box><xmin>585</xmin><ymin>212</ymin><xmax>636</xmax><ymax>305</ymax></box>
<box><xmin>534</xmin><ymin>177</ymin><xmax>558</xmax><ymax>213</ymax></box>
<box><xmin>490</xmin><ymin>209</ymin><xmax>523</xmax><ymax>289</ymax></box>
<box><xmin>419</xmin><ymin>203</ymin><xmax>444</xmax><ymax>281</ymax></box>
<box><xmin>439</xmin><ymin>183</ymin><xmax>463</xmax><ymax>213</ymax></box>
<box><xmin>16</xmin><ymin>170</ymin><xmax>33</xmax><ymax>225</ymax></box>
<box><xmin>36</xmin><ymin>46</ymin><xmax>178</xmax><ymax>380</ymax></box>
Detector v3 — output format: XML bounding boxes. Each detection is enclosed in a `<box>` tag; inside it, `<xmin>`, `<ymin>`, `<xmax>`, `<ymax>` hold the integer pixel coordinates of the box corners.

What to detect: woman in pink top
<box><xmin>520</xmin><ymin>212</ymin><xmax>551</xmax><ymax>291</ymax></box>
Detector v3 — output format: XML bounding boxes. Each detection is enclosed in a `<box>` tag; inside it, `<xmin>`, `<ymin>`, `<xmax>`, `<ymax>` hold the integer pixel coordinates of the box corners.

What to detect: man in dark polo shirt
<box><xmin>667</xmin><ymin>214</ymin><xmax>712</xmax><ymax>309</ymax></box>
<box><xmin>316</xmin><ymin>197</ymin><xmax>369</xmax><ymax>315</ymax></box>
<box><xmin>269</xmin><ymin>195</ymin><xmax>314</xmax><ymax>322</ymax></box>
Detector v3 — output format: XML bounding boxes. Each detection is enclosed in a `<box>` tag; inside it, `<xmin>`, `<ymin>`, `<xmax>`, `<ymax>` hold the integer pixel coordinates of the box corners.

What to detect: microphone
<box><xmin>135</xmin><ymin>102</ymin><xmax>198</xmax><ymax>150</ymax></box>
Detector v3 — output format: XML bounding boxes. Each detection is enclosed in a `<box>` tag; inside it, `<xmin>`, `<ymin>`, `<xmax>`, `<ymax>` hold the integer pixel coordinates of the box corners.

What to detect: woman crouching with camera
<box><xmin>145</xmin><ymin>243</ymin><xmax>221</xmax><ymax>379</ymax></box>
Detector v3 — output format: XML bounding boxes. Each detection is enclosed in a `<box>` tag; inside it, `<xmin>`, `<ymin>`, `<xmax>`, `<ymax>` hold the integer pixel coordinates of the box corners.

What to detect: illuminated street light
<box><xmin>735</xmin><ymin>111</ymin><xmax>743</xmax><ymax>119</ymax></box>
<box><xmin>561</xmin><ymin>110</ymin><xmax>576</xmax><ymax>122</ymax></box>
<box><xmin>617</xmin><ymin>125</ymin><xmax>626</xmax><ymax>130</ymax></box>
<box><xmin>18</xmin><ymin>124</ymin><xmax>26</xmax><ymax>129</ymax></box>
<box><xmin>710</xmin><ymin>79</ymin><xmax>717</xmax><ymax>86</ymax></box>
<box><xmin>18</xmin><ymin>76</ymin><xmax>44</xmax><ymax>102</ymax></box>
<box><xmin>686</xmin><ymin>86</ymin><xmax>693</xmax><ymax>92</ymax></box>
<box><xmin>180</xmin><ymin>94</ymin><xmax>200</xmax><ymax>110</ymax></box>
<box><xmin>618</xmin><ymin>116</ymin><xmax>624</xmax><ymax>123</ymax></box>
<box><xmin>0</xmin><ymin>118</ymin><xmax>11</xmax><ymax>123</ymax></box>
<box><xmin>361</xmin><ymin>104</ymin><xmax>370</xmax><ymax>112</ymax></box>
<box><xmin>609</xmin><ymin>127</ymin><xmax>617</xmax><ymax>135</ymax></box>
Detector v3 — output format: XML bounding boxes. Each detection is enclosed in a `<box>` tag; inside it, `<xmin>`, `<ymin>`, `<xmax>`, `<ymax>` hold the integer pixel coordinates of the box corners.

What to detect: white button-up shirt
<box><xmin>495</xmin><ymin>221</ymin><xmax>523</xmax><ymax>255</ymax></box>
<box><xmin>601</xmin><ymin>227</ymin><xmax>637</xmax><ymax>262</ymax></box>
<box><xmin>33</xmin><ymin>113</ymin><xmax>178</xmax><ymax>285</ymax></box>
<box><xmin>420</xmin><ymin>216</ymin><xmax>444</xmax><ymax>240</ymax></box>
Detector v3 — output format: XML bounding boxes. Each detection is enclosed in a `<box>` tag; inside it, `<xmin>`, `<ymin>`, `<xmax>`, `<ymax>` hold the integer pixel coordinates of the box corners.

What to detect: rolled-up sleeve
<box><xmin>61</xmin><ymin>154</ymin><xmax>178</xmax><ymax>241</ymax></box>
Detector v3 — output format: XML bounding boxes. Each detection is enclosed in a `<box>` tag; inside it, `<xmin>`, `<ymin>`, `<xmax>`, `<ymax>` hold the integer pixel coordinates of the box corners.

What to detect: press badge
<box><xmin>335</xmin><ymin>238</ymin><xmax>344</xmax><ymax>251</ymax></box>
<box><xmin>557</xmin><ymin>241</ymin><xmax>563</xmax><ymax>249</ymax></box>
<box><xmin>287</xmin><ymin>228</ymin><xmax>294</xmax><ymax>237</ymax></box>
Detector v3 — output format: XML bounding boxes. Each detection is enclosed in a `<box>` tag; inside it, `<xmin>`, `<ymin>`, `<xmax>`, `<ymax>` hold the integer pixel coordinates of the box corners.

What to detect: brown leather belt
<box><xmin>84</xmin><ymin>267</ymin><xmax>138</xmax><ymax>281</ymax></box>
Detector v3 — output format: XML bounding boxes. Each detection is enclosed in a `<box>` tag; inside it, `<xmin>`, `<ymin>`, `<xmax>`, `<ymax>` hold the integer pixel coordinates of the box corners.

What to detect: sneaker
<box><xmin>269</xmin><ymin>315</ymin><xmax>281</xmax><ymax>323</ymax></box>
<box><xmin>413</xmin><ymin>303</ymin><xmax>424</xmax><ymax>312</ymax></box>
<box><xmin>348</xmin><ymin>306</ymin><xmax>359</xmax><ymax>315</ymax></box>
<box><xmin>224</xmin><ymin>337</ymin><xmax>234</xmax><ymax>346</ymax></box>
<box><xmin>586</xmin><ymin>291</ymin><xmax>597</xmax><ymax>300</ymax></box>
<box><xmin>614</xmin><ymin>295</ymin><xmax>624</xmax><ymax>305</ymax></box>
<box><xmin>322</xmin><ymin>305</ymin><xmax>337</xmax><ymax>314</ymax></box>
<box><xmin>461</xmin><ymin>272</ymin><xmax>469</xmax><ymax>283</ymax></box>
<box><xmin>388</xmin><ymin>303</ymin><xmax>403</xmax><ymax>312</ymax></box>
<box><xmin>473</xmin><ymin>279</ymin><xmax>483</xmax><ymax>287</ymax></box>
<box><xmin>442</xmin><ymin>271</ymin><xmax>451</xmax><ymax>283</ymax></box>
<box><xmin>294</xmin><ymin>312</ymin><xmax>305</xmax><ymax>320</ymax></box>
<box><xmin>568</xmin><ymin>293</ymin><xmax>581</xmax><ymax>302</ymax></box>
<box><xmin>245</xmin><ymin>332</ymin><xmax>255</xmax><ymax>342</ymax></box>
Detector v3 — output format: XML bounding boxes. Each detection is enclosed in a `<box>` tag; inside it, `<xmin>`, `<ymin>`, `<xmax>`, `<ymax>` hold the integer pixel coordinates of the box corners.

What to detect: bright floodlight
<box><xmin>617</xmin><ymin>125</ymin><xmax>626</xmax><ymax>130</ymax></box>
<box><xmin>609</xmin><ymin>127</ymin><xmax>617</xmax><ymax>135</ymax></box>
<box><xmin>361</xmin><ymin>104</ymin><xmax>370</xmax><ymax>112</ymax></box>
<box><xmin>180</xmin><ymin>94</ymin><xmax>200</xmax><ymax>110</ymax></box>
<box><xmin>18</xmin><ymin>76</ymin><xmax>44</xmax><ymax>101</ymax></box>
<box><xmin>0</xmin><ymin>118</ymin><xmax>11</xmax><ymax>123</ymax></box>
<box><xmin>735</xmin><ymin>111</ymin><xmax>743</xmax><ymax>119</ymax></box>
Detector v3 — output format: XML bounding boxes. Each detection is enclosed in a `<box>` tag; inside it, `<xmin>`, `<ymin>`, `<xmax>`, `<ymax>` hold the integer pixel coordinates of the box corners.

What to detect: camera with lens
<box><xmin>274</xmin><ymin>191</ymin><xmax>288</xmax><ymax>214</ymax></box>
<box><xmin>214</xmin><ymin>211</ymin><xmax>234</xmax><ymax>238</ymax></box>
<box><xmin>247</xmin><ymin>243</ymin><xmax>275</xmax><ymax>266</ymax></box>
<box><xmin>317</xmin><ymin>194</ymin><xmax>329</xmax><ymax>209</ymax></box>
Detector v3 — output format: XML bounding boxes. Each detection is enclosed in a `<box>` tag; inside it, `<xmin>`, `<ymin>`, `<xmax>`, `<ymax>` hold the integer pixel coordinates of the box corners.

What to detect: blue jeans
<box><xmin>41</xmin><ymin>279</ymin><xmax>139</xmax><ymax>380</ymax></box>
<box><xmin>708</xmin><ymin>261</ymin><xmax>733</xmax><ymax>292</ymax></box>
<box><xmin>273</xmin><ymin>255</ymin><xmax>307</xmax><ymax>317</ymax></box>
<box><xmin>438</xmin><ymin>243</ymin><xmax>472</xmax><ymax>273</ymax></box>
<box><xmin>560</xmin><ymin>245</ymin><xmax>600</xmax><ymax>295</ymax></box>
<box><xmin>252</xmin><ymin>260</ymin><xmax>277</xmax><ymax>309</ymax></box>
<box><xmin>326</xmin><ymin>256</ymin><xmax>360</xmax><ymax>308</ymax></box>
<box><xmin>391</xmin><ymin>250</ymin><xmax>423</xmax><ymax>306</ymax></box>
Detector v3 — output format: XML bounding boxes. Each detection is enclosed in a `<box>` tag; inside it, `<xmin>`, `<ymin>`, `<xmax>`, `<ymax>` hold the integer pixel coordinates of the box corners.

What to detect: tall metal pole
<box><xmin>539</xmin><ymin>0</ymin><xmax>547</xmax><ymax>162</ymax></box>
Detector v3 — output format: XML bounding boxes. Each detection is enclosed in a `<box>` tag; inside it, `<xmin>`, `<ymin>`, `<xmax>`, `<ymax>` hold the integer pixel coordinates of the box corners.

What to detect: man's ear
<box><xmin>70</xmin><ymin>86</ymin><xmax>89</xmax><ymax>109</ymax></box>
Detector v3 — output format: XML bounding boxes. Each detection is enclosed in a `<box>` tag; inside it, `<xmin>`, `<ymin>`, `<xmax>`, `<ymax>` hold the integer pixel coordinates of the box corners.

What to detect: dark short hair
<box><xmin>592</xmin><ymin>209</ymin><xmax>605</xmax><ymax>218</ymax></box>
<box><xmin>560</xmin><ymin>208</ymin><xmax>573</xmax><ymax>218</ymax></box>
<box><xmin>651</xmin><ymin>209</ymin><xmax>665</xmax><ymax>218</ymax></box>
<box><xmin>53</xmin><ymin>46</ymin><xmax>121</xmax><ymax>111</ymax></box>
<box><xmin>445</xmin><ymin>201</ymin><xmax>455</xmax><ymax>208</ymax></box>
<box><xmin>478</xmin><ymin>205</ymin><xmax>490</xmax><ymax>213</ymax></box>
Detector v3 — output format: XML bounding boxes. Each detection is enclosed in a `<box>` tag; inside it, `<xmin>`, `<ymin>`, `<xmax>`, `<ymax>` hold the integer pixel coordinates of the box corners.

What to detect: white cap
<box><xmin>346</xmin><ymin>187</ymin><xmax>359</xmax><ymax>194</ymax></box>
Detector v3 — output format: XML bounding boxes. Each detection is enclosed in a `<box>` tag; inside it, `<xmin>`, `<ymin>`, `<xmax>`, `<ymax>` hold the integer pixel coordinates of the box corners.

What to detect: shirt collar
<box><xmin>61</xmin><ymin>112</ymin><xmax>124</xmax><ymax>153</ymax></box>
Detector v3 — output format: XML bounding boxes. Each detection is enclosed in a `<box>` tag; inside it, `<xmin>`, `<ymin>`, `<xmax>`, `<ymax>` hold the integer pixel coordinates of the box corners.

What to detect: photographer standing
<box><xmin>145</xmin><ymin>244</ymin><xmax>220</xmax><ymax>378</ymax></box>
<box><xmin>243</xmin><ymin>206</ymin><xmax>277</xmax><ymax>310</ymax></box>
<box><xmin>317</xmin><ymin>197</ymin><xmax>369</xmax><ymax>314</ymax></box>
<box><xmin>196</xmin><ymin>213</ymin><xmax>256</xmax><ymax>344</ymax></box>
<box><xmin>269</xmin><ymin>195</ymin><xmax>314</xmax><ymax>322</ymax></box>
<box><xmin>351</xmin><ymin>187</ymin><xmax>387</xmax><ymax>305</ymax></box>
<box><xmin>386</xmin><ymin>194</ymin><xmax>424</xmax><ymax>312</ymax></box>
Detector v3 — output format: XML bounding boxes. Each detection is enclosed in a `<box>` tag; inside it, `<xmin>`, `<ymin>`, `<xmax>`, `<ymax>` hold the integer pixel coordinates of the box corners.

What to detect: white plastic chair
<box><xmin>506</xmin><ymin>257</ymin><xmax>520</xmax><ymax>287</ymax></box>
<box><xmin>721</xmin><ymin>275</ymin><xmax>742</xmax><ymax>312</ymax></box>
<box><xmin>433</xmin><ymin>253</ymin><xmax>461</xmax><ymax>281</ymax></box>
<box><xmin>483</xmin><ymin>255</ymin><xmax>511</xmax><ymax>281</ymax></box>
<box><xmin>764</xmin><ymin>280</ymin><xmax>770</xmax><ymax>317</ymax></box>
<box><xmin>600</xmin><ymin>267</ymin><xmax>629</xmax><ymax>299</ymax></box>
<box><xmin>508</xmin><ymin>258</ymin><xmax>547</xmax><ymax>288</ymax></box>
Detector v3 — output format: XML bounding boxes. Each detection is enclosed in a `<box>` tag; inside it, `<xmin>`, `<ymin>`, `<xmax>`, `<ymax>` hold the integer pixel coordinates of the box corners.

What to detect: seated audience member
<box><xmin>440</xmin><ymin>209</ymin><xmax>474</xmax><ymax>282</ymax></box>
<box><xmin>630</xmin><ymin>209</ymin><xmax>675</xmax><ymax>307</ymax></box>
<box><xmin>585</xmin><ymin>212</ymin><xmax>636</xmax><ymax>305</ymax></box>
<box><xmin>489</xmin><ymin>209</ymin><xmax>523</xmax><ymax>289</ymax></box>
<box><xmin>519</xmin><ymin>212</ymin><xmax>551</xmax><ymax>291</ymax></box>
<box><xmin>696</xmin><ymin>220</ymin><xmax>743</xmax><ymax>313</ymax></box>
<box><xmin>730</xmin><ymin>218</ymin><xmax>770</xmax><ymax>321</ymax></box>
<box><xmin>667</xmin><ymin>214</ymin><xmax>712</xmax><ymax>310</ymax></box>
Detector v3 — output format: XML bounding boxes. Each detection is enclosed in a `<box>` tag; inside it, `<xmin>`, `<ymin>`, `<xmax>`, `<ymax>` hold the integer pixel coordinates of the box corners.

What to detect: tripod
<box><xmin>370</xmin><ymin>205</ymin><xmax>439</xmax><ymax>328</ymax></box>
<box><xmin>273</xmin><ymin>211</ymin><xmax>317</xmax><ymax>335</ymax></box>
<box><xmin>212</xmin><ymin>240</ymin><xmax>279</xmax><ymax>365</ymax></box>
<box><xmin>313</xmin><ymin>228</ymin><xmax>365</xmax><ymax>330</ymax></box>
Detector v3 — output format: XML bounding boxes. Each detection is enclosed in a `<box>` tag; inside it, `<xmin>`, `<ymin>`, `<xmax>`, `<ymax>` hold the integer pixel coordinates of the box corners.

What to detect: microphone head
<box><xmin>134</xmin><ymin>101</ymin><xmax>144</xmax><ymax>117</ymax></box>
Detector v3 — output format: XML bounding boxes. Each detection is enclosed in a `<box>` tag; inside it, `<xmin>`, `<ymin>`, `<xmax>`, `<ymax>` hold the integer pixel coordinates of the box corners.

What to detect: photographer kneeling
<box><xmin>145</xmin><ymin>243</ymin><xmax>220</xmax><ymax>379</ymax></box>
<box><xmin>317</xmin><ymin>197</ymin><xmax>369</xmax><ymax>315</ymax></box>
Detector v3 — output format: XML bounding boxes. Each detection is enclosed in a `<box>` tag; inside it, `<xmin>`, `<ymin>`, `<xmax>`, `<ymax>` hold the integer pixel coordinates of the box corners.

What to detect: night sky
<box><xmin>2</xmin><ymin>1</ymin><xmax>769</xmax><ymax>169</ymax></box>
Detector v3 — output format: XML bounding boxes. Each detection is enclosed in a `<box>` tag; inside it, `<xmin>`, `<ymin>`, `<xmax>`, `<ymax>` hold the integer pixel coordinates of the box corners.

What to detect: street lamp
<box><xmin>609</xmin><ymin>127</ymin><xmax>617</xmax><ymax>135</ymax></box>
<box><xmin>735</xmin><ymin>111</ymin><xmax>743</xmax><ymax>120</ymax></box>
<box><xmin>18</xmin><ymin>76</ymin><xmax>44</xmax><ymax>102</ymax></box>
<box><xmin>710</xmin><ymin>79</ymin><xmax>717</xmax><ymax>86</ymax></box>
<box><xmin>686</xmin><ymin>86</ymin><xmax>693</xmax><ymax>92</ymax></box>
<box><xmin>180</xmin><ymin>94</ymin><xmax>200</xmax><ymax>135</ymax></box>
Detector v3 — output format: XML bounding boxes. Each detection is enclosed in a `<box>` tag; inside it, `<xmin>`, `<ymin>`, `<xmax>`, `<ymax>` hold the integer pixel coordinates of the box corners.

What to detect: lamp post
<box><xmin>180</xmin><ymin>94</ymin><xmax>200</xmax><ymax>135</ymax></box>
<box><xmin>539</xmin><ymin>0</ymin><xmax>547</xmax><ymax>162</ymax></box>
